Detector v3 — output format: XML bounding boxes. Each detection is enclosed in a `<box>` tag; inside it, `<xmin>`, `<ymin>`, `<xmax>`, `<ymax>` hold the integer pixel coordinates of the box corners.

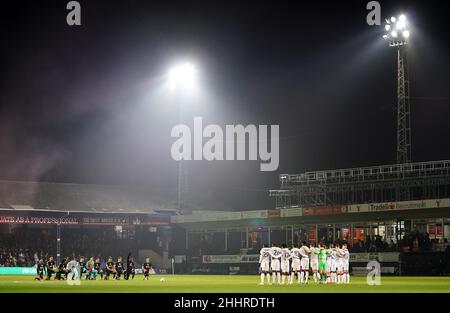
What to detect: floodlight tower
<box><xmin>383</xmin><ymin>14</ymin><xmax>411</xmax><ymax>164</ymax></box>
<box><xmin>168</xmin><ymin>62</ymin><xmax>198</xmax><ymax>210</ymax></box>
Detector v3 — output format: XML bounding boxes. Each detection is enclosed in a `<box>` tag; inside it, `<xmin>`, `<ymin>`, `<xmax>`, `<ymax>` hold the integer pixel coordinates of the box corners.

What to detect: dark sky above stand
<box><xmin>0</xmin><ymin>0</ymin><xmax>449</xmax><ymax>210</ymax></box>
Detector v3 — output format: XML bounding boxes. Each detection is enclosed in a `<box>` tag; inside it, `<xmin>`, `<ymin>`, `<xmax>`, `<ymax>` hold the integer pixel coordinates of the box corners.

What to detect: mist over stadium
<box><xmin>0</xmin><ymin>0</ymin><xmax>450</xmax><ymax>297</ymax></box>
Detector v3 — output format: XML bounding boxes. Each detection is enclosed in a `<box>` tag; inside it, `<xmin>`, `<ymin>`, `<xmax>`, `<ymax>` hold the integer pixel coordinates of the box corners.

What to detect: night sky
<box><xmin>1</xmin><ymin>0</ymin><xmax>449</xmax><ymax>211</ymax></box>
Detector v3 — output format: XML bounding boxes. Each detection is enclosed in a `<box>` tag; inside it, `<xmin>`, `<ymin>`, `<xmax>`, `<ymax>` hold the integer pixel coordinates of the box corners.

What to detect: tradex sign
<box><xmin>344</xmin><ymin>198</ymin><xmax>450</xmax><ymax>213</ymax></box>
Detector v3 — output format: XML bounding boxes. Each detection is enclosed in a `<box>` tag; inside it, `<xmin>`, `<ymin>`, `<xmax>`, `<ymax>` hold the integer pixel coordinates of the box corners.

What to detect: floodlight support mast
<box><xmin>383</xmin><ymin>15</ymin><xmax>412</xmax><ymax>165</ymax></box>
<box><xmin>396</xmin><ymin>45</ymin><xmax>411</xmax><ymax>165</ymax></box>
<box><xmin>383</xmin><ymin>14</ymin><xmax>412</xmax><ymax>200</ymax></box>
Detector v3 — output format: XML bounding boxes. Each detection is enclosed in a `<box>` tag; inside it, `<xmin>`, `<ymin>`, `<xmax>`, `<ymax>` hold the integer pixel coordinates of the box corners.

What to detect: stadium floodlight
<box><xmin>167</xmin><ymin>61</ymin><xmax>200</xmax><ymax>211</ymax></box>
<box><xmin>396</xmin><ymin>19</ymin><xmax>407</xmax><ymax>30</ymax></box>
<box><xmin>382</xmin><ymin>13</ymin><xmax>412</xmax><ymax>164</ymax></box>
<box><xmin>168</xmin><ymin>62</ymin><xmax>198</xmax><ymax>93</ymax></box>
<box><xmin>383</xmin><ymin>14</ymin><xmax>410</xmax><ymax>47</ymax></box>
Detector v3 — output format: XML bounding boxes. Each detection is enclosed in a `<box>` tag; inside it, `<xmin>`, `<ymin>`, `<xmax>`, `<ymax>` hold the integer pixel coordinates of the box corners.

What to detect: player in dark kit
<box><xmin>78</xmin><ymin>256</ymin><xmax>86</xmax><ymax>279</ymax></box>
<box><xmin>142</xmin><ymin>257</ymin><xmax>152</xmax><ymax>280</ymax></box>
<box><xmin>55</xmin><ymin>258</ymin><xmax>68</xmax><ymax>280</ymax></box>
<box><xmin>104</xmin><ymin>257</ymin><xmax>115</xmax><ymax>280</ymax></box>
<box><xmin>34</xmin><ymin>259</ymin><xmax>46</xmax><ymax>281</ymax></box>
<box><xmin>94</xmin><ymin>258</ymin><xmax>102</xmax><ymax>280</ymax></box>
<box><xmin>114</xmin><ymin>256</ymin><xmax>124</xmax><ymax>280</ymax></box>
<box><xmin>46</xmin><ymin>256</ymin><xmax>56</xmax><ymax>280</ymax></box>
<box><xmin>94</xmin><ymin>258</ymin><xmax>103</xmax><ymax>279</ymax></box>
<box><xmin>124</xmin><ymin>253</ymin><xmax>135</xmax><ymax>280</ymax></box>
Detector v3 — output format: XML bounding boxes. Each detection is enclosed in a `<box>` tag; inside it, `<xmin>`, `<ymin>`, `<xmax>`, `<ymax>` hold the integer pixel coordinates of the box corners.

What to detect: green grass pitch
<box><xmin>0</xmin><ymin>275</ymin><xmax>449</xmax><ymax>293</ymax></box>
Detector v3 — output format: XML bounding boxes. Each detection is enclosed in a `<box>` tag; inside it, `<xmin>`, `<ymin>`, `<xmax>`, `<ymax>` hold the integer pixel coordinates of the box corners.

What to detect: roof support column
<box><xmin>245</xmin><ymin>227</ymin><xmax>249</xmax><ymax>249</ymax></box>
<box><xmin>224</xmin><ymin>228</ymin><xmax>228</xmax><ymax>251</ymax></box>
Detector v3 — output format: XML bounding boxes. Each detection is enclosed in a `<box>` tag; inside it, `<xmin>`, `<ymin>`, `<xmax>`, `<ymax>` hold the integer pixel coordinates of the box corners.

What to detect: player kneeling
<box><xmin>34</xmin><ymin>259</ymin><xmax>45</xmax><ymax>281</ymax></box>
<box><xmin>142</xmin><ymin>257</ymin><xmax>153</xmax><ymax>281</ymax></box>
<box><xmin>114</xmin><ymin>256</ymin><xmax>124</xmax><ymax>280</ymax></box>
<box><xmin>46</xmin><ymin>256</ymin><xmax>56</xmax><ymax>280</ymax></box>
<box><xmin>55</xmin><ymin>258</ymin><xmax>68</xmax><ymax>280</ymax></box>
<box><xmin>104</xmin><ymin>257</ymin><xmax>116</xmax><ymax>280</ymax></box>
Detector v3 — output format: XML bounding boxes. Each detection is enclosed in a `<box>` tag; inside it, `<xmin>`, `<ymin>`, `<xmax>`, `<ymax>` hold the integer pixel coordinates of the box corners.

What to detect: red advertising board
<box><xmin>267</xmin><ymin>209</ymin><xmax>280</xmax><ymax>218</ymax></box>
<box><xmin>302</xmin><ymin>205</ymin><xmax>343</xmax><ymax>216</ymax></box>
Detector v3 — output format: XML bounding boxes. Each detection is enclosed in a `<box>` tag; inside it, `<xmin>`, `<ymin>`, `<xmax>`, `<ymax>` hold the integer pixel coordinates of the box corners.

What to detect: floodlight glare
<box><xmin>382</xmin><ymin>13</ymin><xmax>410</xmax><ymax>46</ymax></box>
<box><xmin>168</xmin><ymin>62</ymin><xmax>198</xmax><ymax>92</ymax></box>
<box><xmin>396</xmin><ymin>19</ymin><xmax>406</xmax><ymax>30</ymax></box>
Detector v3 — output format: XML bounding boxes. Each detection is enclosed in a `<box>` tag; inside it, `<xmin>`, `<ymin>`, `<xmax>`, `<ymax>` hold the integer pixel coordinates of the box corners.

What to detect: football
<box><xmin>160</xmin><ymin>277</ymin><xmax>166</xmax><ymax>283</ymax></box>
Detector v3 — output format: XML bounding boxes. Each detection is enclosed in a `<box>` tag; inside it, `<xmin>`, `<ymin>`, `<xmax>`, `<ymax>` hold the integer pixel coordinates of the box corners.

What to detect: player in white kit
<box><xmin>342</xmin><ymin>244</ymin><xmax>350</xmax><ymax>283</ymax></box>
<box><xmin>326</xmin><ymin>244</ymin><xmax>336</xmax><ymax>284</ymax></box>
<box><xmin>280</xmin><ymin>244</ymin><xmax>291</xmax><ymax>284</ymax></box>
<box><xmin>289</xmin><ymin>244</ymin><xmax>302</xmax><ymax>284</ymax></box>
<box><xmin>309</xmin><ymin>242</ymin><xmax>320</xmax><ymax>284</ymax></box>
<box><xmin>335</xmin><ymin>244</ymin><xmax>344</xmax><ymax>284</ymax></box>
<box><xmin>299</xmin><ymin>242</ymin><xmax>310</xmax><ymax>284</ymax></box>
<box><xmin>270</xmin><ymin>243</ymin><xmax>282</xmax><ymax>284</ymax></box>
<box><xmin>259</xmin><ymin>244</ymin><xmax>272</xmax><ymax>285</ymax></box>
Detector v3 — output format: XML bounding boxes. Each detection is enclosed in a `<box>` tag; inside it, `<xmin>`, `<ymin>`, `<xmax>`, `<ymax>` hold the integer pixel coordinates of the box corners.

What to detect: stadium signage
<box><xmin>345</xmin><ymin>198</ymin><xmax>450</xmax><ymax>213</ymax></box>
<box><xmin>0</xmin><ymin>215</ymin><xmax>78</xmax><ymax>225</ymax></box>
<box><xmin>0</xmin><ymin>214</ymin><xmax>169</xmax><ymax>226</ymax></box>
<box><xmin>202</xmin><ymin>255</ymin><xmax>260</xmax><ymax>264</ymax></box>
<box><xmin>81</xmin><ymin>217</ymin><xmax>127</xmax><ymax>225</ymax></box>
<box><xmin>349</xmin><ymin>252</ymin><xmax>400</xmax><ymax>263</ymax></box>
<box><xmin>202</xmin><ymin>253</ymin><xmax>399</xmax><ymax>264</ymax></box>
<box><xmin>171</xmin><ymin>197</ymin><xmax>450</xmax><ymax>224</ymax></box>
<box><xmin>0</xmin><ymin>267</ymin><xmax>37</xmax><ymax>275</ymax></box>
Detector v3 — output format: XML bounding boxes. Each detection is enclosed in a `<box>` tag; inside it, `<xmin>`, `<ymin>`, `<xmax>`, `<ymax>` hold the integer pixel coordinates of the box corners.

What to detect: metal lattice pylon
<box><xmin>396</xmin><ymin>46</ymin><xmax>411</xmax><ymax>164</ymax></box>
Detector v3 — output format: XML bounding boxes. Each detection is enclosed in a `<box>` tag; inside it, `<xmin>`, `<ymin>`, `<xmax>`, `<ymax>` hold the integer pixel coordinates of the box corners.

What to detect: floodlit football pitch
<box><xmin>0</xmin><ymin>275</ymin><xmax>449</xmax><ymax>293</ymax></box>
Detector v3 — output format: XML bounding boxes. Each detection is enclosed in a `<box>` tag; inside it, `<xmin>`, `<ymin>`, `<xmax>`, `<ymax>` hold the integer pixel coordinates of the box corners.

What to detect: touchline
<box><xmin>171</xmin><ymin>117</ymin><xmax>279</xmax><ymax>171</ymax></box>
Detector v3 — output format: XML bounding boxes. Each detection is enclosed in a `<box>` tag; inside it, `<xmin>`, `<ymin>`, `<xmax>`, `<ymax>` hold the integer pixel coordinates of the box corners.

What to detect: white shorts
<box><xmin>281</xmin><ymin>261</ymin><xmax>290</xmax><ymax>273</ymax></box>
<box><xmin>301</xmin><ymin>258</ymin><xmax>309</xmax><ymax>271</ymax></box>
<box><xmin>260</xmin><ymin>260</ymin><xmax>270</xmax><ymax>272</ymax></box>
<box><xmin>271</xmin><ymin>259</ymin><xmax>280</xmax><ymax>272</ymax></box>
<box><xmin>327</xmin><ymin>260</ymin><xmax>336</xmax><ymax>272</ymax></box>
<box><xmin>310</xmin><ymin>261</ymin><xmax>318</xmax><ymax>271</ymax></box>
<box><xmin>291</xmin><ymin>259</ymin><xmax>301</xmax><ymax>272</ymax></box>
<box><xmin>336</xmin><ymin>260</ymin><xmax>344</xmax><ymax>272</ymax></box>
<box><xmin>343</xmin><ymin>261</ymin><xmax>349</xmax><ymax>272</ymax></box>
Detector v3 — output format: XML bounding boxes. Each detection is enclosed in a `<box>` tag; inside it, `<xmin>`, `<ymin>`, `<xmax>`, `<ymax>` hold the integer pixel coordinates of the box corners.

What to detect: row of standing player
<box><xmin>34</xmin><ymin>254</ymin><xmax>154</xmax><ymax>281</ymax></box>
<box><xmin>259</xmin><ymin>242</ymin><xmax>350</xmax><ymax>285</ymax></box>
